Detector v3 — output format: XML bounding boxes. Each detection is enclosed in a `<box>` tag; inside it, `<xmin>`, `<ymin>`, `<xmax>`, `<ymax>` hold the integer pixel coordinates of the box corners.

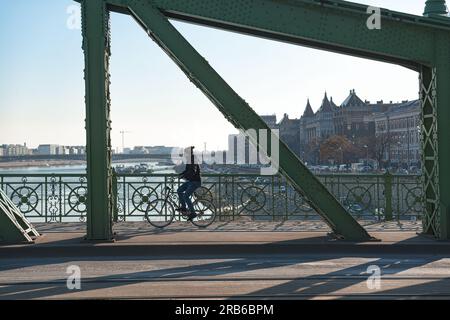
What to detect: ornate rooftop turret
<box><xmin>341</xmin><ymin>89</ymin><xmax>366</xmax><ymax>108</ymax></box>
<box><xmin>302</xmin><ymin>99</ymin><xmax>315</xmax><ymax>117</ymax></box>
<box><xmin>317</xmin><ymin>92</ymin><xmax>334</xmax><ymax>113</ymax></box>
<box><xmin>424</xmin><ymin>0</ymin><xmax>448</xmax><ymax>16</ymax></box>
<box><xmin>330</xmin><ymin>97</ymin><xmax>338</xmax><ymax>111</ymax></box>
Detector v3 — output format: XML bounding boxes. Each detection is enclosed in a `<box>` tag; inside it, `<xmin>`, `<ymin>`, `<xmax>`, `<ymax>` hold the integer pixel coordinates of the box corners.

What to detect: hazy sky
<box><xmin>0</xmin><ymin>0</ymin><xmax>431</xmax><ymax>151</ymax></box>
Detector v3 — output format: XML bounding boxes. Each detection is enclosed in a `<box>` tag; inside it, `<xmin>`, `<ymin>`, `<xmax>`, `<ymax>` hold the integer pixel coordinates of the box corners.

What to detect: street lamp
<box><xmin>364</xmin><ymin>145</ymin><xmax>369</xmax><ymax>166</ymax></box>
<box><xmin>397</xmin><ymin>141</ymin><xmax>402</xmax><ymax>168</ymax></box>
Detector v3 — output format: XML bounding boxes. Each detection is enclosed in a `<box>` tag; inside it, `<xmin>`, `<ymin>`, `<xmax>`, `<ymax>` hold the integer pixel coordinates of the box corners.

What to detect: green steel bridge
<box><xmin>1</xmin><ymin>0</ymin><xmax>450</xmax><ymax>243</ymax></box>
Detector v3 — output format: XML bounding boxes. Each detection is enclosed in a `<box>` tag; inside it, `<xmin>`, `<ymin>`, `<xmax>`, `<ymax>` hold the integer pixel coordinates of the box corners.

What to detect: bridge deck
<box><xmin>1</xmin><ymin>222</ymin><xmax>450</xmax><ymax>300</ymax></box>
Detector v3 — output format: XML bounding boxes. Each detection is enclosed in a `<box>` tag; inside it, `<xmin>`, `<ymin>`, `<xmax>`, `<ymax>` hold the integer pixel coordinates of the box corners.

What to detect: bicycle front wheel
<box><xmin>145</xmin><ymin>199</ymin><xmax>175</xmax><ymax>228</ymax></box>
<box><xmin>191</xmin><ymin>199</ymin><xmax>216</xmax><ymax>228</ymax></box>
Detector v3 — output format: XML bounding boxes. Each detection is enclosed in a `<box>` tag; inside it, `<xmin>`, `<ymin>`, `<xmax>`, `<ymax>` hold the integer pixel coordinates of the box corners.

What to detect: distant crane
<box><xmin>120</xmin><ymin>130</ymin><xmax>132</xmax><ymax>153</ymax></box>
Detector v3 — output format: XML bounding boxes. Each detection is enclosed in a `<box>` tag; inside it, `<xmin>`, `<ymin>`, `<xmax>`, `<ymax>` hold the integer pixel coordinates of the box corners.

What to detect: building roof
<box><xmin>261</xmin><ymin>114</ymin><xmax>277</xmax><ymax>122</ymax></box>
<box><xmin>330</xmin><ymin>97</ymin><xmax>339</xmax><ymax>111</ymax></box>
<box><xmin>385</xmin><ymin>99</ymin><xmax>420</xmax><ymax>116</ymax></box>
<box><xmin>341</xmin><ymin>89</ymin><xmax>366</xmax><ymax>108</ymax></box>
<box><xmin>279</xmin><ymin>113</ymin><xmax>300</xmax><ymax>126</ymax></box>
<box><xmin>302</xmin><ymin>99</ymin><xmax>315</xmax><ymax>118</ymax></box>
<box><xmin>317</xmin><ymin>92</ymin><xmax>334</xmax><ymax>113</ymax></box>
<box><xmin>372</xmin><ymin>99</ymin><xmax>420</xmax><ymax>119</ymax></box>
<box><xmin>260</xmin><ymin>114</ymin><xmax>277</xmax><ymax>126</ymax></box>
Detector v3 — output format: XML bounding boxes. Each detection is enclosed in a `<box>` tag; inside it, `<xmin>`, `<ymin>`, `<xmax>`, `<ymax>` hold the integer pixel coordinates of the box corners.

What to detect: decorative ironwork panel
<box><xmin>318</xmin><ymin>175</ymin><xmax>386</xmax><ymax>220</ymax></box>
<box><xmin>0</xmin><ymin>174</ymin><xmax>88</xmax><ymax>222</ymax></box>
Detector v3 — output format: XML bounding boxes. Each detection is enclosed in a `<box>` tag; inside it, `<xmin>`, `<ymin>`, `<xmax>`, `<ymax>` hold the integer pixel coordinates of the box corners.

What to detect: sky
<box><xmin>0</xmin><ymin>0</ymin><xmax>431</xmax><ymax>151</ymax></box>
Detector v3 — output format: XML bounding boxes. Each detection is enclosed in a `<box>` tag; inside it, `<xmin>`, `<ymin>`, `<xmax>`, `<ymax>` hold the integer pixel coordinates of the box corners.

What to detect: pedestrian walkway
<box><xmin>0</xmin><ymin>220</ymin><xmax>444</xmax><ymax>257</ymax></box>
<box><xmin>35</xmin><ymin>219</ymin><xmax>423</xmax><ymax>234</ymax></box>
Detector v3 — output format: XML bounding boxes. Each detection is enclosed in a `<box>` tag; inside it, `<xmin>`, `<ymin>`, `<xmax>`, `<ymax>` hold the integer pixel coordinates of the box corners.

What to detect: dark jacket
<box><xmin>179</xmin><ymin>164</ymin><xmax>201</xmax><ymax>182</ymax></box>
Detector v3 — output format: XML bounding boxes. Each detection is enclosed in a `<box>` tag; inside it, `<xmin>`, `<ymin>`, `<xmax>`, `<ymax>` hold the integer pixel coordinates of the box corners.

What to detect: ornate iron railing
<box><xmin>0</xmin><ymin>173</ymin><xmax>423</xmax><ymax>223</ymax></box>
<box><xmin>0</xmin><ymin>174</ymin><xmax>88</xmax><ymax>223</ymax></box>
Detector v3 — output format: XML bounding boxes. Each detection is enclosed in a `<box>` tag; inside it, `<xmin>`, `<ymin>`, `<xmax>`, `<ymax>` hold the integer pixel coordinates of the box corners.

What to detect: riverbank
<box><xmin>0</xmin><ymin>158</ymin><xmax>176</xmax><ymax>169</ymax></box>
<box><xmin>0</xmin><ymin>160</ymin><xmax>86</xmax><ymax>169</ymax></box>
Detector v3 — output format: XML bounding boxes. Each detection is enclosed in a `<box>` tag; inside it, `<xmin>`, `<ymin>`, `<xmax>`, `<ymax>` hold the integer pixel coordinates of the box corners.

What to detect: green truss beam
<box><xmin>125</xmin><ymin>0</ymin><xmax>372</xmax><ymax>241</ymax></box>
<box><xmin>103</xmin><ymin>0</ymin><xmax>450</xmax><ymax>69</ymax></box>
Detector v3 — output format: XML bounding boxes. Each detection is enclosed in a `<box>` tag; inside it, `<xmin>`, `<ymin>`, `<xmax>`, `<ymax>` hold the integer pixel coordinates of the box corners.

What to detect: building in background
<box><xmin>37</xmin><ymin>144</ymin><xmax>59</xmax><ymax>155</ymax></box>
<box><xmin>333</xmin><ymin>89</ymin><xmax>376</xmax><ymax>139</ymax></box>
<box><xmin>255</xmin><ymin>90</ymin><xmax>421</xmax><ymax>167</ymax></box>
<box><xmin>145</xmin><ymin>146</ymin><xmax>173</xmax><ymax>155</ymax></box>
<box><xmin>278</xmin><ymin>113</ymin><xmax>301</xmax><ymax>155</ymax></box>
<box><xmin>0</xmin><ymin>144</ymin><xmax>32</xmax><ymax>156</ymax></box>
<box><xmin>130</xmin><ymin>146</ymin><xmax>148</xmax><ymax>155</ymax></box>
<box><xmin>260</xmin><ymin>115</ymin><xmax>277</xmax><ymax>129</ymax></box>
<box><xmin>33</xmin><ymin>145</ymin><xmax>86</xmax><ymax>156</ymax></box>
<box><xmin>68</xmin><ymin>146</ymin><xmax>86</xmax><ymax>155</ymax></box>
<box><xmin>373</xmin><ymin>100</ymin><xmax>421</xmax><ymax>167</ymax></box>
<box><xmin>299</xmin><ymin>99</ymin><xmax>316</xmax><ymax>143</ymax></box>
<box><xmin>56</xmin><ymin>145</ymin><xmax>68</xmax><ymax>155</ymax></box>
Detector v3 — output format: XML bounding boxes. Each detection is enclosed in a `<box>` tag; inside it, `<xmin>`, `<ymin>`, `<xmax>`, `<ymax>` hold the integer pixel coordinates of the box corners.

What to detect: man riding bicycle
<box><xmin>177</xmin><ymin>146</ymin><xmax>201</xmax><ymax>221</ymax></box>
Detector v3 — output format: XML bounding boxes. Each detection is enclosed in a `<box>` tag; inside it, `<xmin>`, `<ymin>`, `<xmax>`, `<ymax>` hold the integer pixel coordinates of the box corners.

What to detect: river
<box><xmin>0</xmin><ymin>161</ymin><xmax>175</xmax><ymax>175</ymax></box>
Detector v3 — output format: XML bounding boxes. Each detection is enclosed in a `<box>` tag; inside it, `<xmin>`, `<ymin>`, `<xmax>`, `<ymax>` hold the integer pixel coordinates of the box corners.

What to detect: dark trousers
<box><xmin>177</xmin><ymin>181</ymin><xmax>201</xmax><ymax>213</ymax></box>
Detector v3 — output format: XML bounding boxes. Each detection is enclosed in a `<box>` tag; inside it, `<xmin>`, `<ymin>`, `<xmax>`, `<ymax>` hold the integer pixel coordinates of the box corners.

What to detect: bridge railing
<box><xmin>0</xmin><ymin>173</ymin><xmax>423</xmax><ymax>223</ymax></box>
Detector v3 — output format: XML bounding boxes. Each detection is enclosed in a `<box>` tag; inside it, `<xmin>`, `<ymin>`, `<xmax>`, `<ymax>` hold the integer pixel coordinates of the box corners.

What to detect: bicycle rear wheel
<box><xmin>191</xmin><ymin>199</ymin><xmax>216</xmax><ymax>228</ymax></box>
<box><xmin>145</xmin><ymin>199</ymin><xmax>175</xmax><ymax>228</ymax></box>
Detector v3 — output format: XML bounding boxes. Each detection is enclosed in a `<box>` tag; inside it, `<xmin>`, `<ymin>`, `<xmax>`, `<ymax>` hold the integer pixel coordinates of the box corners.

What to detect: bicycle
<box><xmin>145</xmin><ymin>185</ymin><xmax>217</xmax><ymax>228</ymax></box>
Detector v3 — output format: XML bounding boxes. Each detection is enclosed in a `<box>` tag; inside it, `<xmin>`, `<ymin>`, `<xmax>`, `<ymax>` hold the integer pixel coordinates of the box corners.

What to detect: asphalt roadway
<box><xmin>1</xmin><ymin>222</ymin><xmax>450</xmax><ymax>300</ymax></box>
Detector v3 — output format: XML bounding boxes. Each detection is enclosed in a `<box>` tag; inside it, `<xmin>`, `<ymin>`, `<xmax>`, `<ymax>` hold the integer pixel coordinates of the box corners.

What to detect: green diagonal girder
<box><xmin>123</xmin><ymin>0</ymin><xmax>373</xmax><ymax>241</ymax></box>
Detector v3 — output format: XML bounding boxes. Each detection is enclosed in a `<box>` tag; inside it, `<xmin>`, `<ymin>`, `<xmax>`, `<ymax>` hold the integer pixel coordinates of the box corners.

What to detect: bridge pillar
<box><xmin>434</xmin><ymin>38</ymin><xmax>450</xmax><ymax>240</ymax></box>
<box><xmin>420</xmin><ymin>3</ymin><xmax>450</xmax><ymax>240</ymax></box>
<box><xmin>420</xmin><ymin>44</ymin><xmax>450</xmax><ymax>239</ymax></box>
<box><xmin>81</xmin><ymin>0</ymin><xmax>114</xmax><ymax>240</ymax></box>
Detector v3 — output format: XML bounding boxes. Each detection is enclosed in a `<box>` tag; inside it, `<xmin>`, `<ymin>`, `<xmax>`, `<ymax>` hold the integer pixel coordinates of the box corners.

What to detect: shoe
<box><xmin>187</xmin><ymin>213</ymin><xmax>197</xmax><ymax>221</ymax></box>
<box><xmin>176</xmin><ymin>208</ymin><xmax>188</xmax><ymax>215</ymax></box>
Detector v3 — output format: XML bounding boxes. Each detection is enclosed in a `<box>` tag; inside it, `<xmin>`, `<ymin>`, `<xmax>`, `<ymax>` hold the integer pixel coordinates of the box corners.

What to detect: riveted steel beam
<box><xmin>125</xmin><ymin>0</ymin><xmax>372</xmax><ymax>241</ymax></box>
<box><xmin>81</xmin><ymin>0</ymin><xmax>114</xmax><ymax>241</ymax></box>
<box><xmin>100</xmin><ymin>0</ymin><xmax>450</xmax><ymax>69</ymax></box>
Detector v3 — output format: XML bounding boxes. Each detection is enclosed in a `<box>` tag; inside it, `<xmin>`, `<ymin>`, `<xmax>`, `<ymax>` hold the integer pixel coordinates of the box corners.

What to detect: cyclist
<box><xmin>177</xmin><ymin>146</ymin><xmax>201</xmax><ymax>221</ymax></box>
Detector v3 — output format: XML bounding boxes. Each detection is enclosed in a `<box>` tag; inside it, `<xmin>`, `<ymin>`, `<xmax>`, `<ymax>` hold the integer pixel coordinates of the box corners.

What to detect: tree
<box><xmin>319</xmin><ymin>135</ymin><xmax>359</xmax><ymax>164</ymax></box>
<box><xmin>303</xmin><ymin>138</ymin><xmax>320</xmax><ymax>165</ymax></box>
<box><xmin>374</xmin><ymin>132</ymin><xmax>391</xmax><ymax>169</ymax></box>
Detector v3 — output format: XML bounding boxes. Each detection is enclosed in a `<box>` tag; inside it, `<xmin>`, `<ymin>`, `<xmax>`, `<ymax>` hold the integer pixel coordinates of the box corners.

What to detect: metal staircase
<box><xmin>0</xmin><ymin>188</ymin><xmax>40</xmax><ymax>243</ymax></box>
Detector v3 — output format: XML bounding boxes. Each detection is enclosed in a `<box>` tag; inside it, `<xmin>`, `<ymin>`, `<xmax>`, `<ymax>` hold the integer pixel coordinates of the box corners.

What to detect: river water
<box><xmin>0</xmin><ymin>161</ymin><xmax>175</xmax><ymax>175</ymax></box>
